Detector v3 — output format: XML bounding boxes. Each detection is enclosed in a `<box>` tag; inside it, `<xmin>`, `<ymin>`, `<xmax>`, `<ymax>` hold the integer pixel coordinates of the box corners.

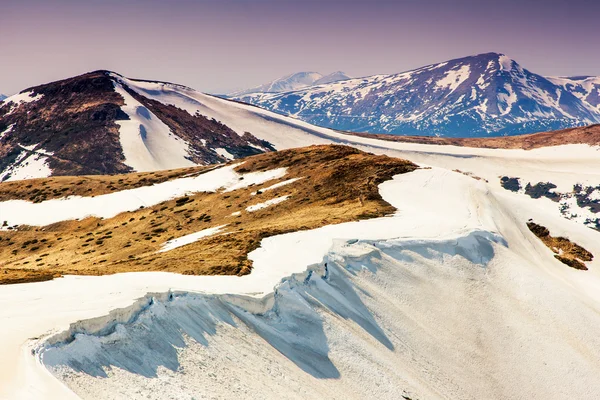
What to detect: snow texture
<box><xmin>112</xmin><ymin>80</ymin><xmax>195</xmax><ymax>172</ymax></box>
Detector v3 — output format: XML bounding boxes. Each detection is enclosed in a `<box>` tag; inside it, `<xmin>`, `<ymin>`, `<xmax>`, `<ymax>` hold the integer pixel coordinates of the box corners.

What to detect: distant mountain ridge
<box><xmin>233</xmin><ymin>53</ymin><xmax>600</xmax><ymax>137</ymax></box>
<box><xmin>0</xmin><ymin>94</ymin><xmax>6</xmax><ymax>101</ymax></box>
<box><xmin>547</xmin><ymin>76</ymin><xmax>600</xmax><ymax>114</ymax></box>
<box><xmin>228</xmin><ymin>71</ymin><xmax>350</xmax><ymax>97</ymax></box>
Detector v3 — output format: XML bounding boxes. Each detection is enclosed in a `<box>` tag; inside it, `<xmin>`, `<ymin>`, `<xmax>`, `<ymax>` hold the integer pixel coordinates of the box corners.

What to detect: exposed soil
<box><xmin>0</xmin><ymin>145</ymin><xmax>417</xmax><ymax>284</ymax></box>
<box><xmin>344</xmin><ymin>124</ymin><xmax>600</xmax><ymax>150</ymax></box>
<box><xmin>527</xmin><ymin>221</ymin><xmax>593</xmax><ymax>270</ymax></box>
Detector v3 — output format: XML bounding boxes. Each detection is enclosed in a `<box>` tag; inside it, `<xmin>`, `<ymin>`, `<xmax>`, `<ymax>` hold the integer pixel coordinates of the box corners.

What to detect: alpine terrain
<box><xmin>2</xmin><ymin>69</ymin><xmax>600</xmax><ymax>400</ymax></box>
<box><xmin>234</xmin><ymin>52</ymin><xmax>600</xmax><ymax>137</ymax></box>
<box><xmin>0</xmin><ymin>71</ymin><xmax>274</xmax><ymax>181</ymax></box>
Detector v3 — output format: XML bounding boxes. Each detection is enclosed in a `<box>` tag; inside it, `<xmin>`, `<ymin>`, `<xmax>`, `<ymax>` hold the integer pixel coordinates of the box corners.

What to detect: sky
<box><xmin>1</xmin><ymin>0</ymin><xmax>599</xmax><ymax>95</ymax></box>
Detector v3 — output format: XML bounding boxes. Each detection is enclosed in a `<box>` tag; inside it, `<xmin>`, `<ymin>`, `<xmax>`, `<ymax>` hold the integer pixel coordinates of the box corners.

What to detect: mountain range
<box><xmin>3</xmin><ymin>65</ymin><xmax>600</xmax><ymax>182</ymax></box>
<box><xmin>233</xmin><ymin>52</ymin><xmax>600</xmax><ymax>137</ymax></box>
<box><xmin>228</xmin><ymin>71</ymin><xmax>351</xmax><ymax>97</ymax></box>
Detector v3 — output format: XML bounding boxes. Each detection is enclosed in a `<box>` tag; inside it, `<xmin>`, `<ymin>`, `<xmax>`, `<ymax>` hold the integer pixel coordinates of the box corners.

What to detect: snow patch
<box><xmin>214</xmin><ymin>148</ymin><xmax>234</xmax><ymax>160</ymax></box>
<box><xmin>0</xmin><ymin>123</ymin><xmax>15</xmax><ymax>140</ymax></box>
<box><xmin>0</xmin><ymin>152</ymin><xmax>52</xmax><ymax>182</ymax></box>
<box><xmin>499</xmin><ymin>54</ymin><xmax>514</xmax><ymax>71</ymax></box>
<box><xmin>251</xmin><ymin>177</ymin><xmax>302</xmax><ymax>195</ymax></box>
<box><xmin>246</xmin><ymin>195</ymin><xmax>290</xmax><ymax>212</ymax></box>
<box><xmin>159</xmin><ymin>225</ymin><xmax>227</xmax><ymax>253</ymax></box>
<box><xmin>0</xmin><ymin>164</ymin><xmax>288</xmax><ymax>227</ymax></box>
<box><xmin>2</xmin><ymin>91</ymin><xmax>44</xmax><ymax>116</ymax></box>
<box><xmin>435</xmin><ymin>65</ymin><xmax>471</xmax><ymax>92</ymax></box>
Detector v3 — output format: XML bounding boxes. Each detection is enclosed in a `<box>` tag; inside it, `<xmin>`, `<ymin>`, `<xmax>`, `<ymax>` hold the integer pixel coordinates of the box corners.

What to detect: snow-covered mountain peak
<box><xmin>234</xmin><ymin>52</ymin><xmax>600</xmax><ymax>137</ymax></box>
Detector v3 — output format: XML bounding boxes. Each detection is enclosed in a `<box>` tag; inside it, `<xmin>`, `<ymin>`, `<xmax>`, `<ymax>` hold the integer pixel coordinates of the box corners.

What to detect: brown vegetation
<box><xmin>527</xmin><ymin>221</ymin><xmax>593</xmax><ymax>270</ymax></box>
<box><xmin>345</xmin><ymin>124</ymin><xmax>600</xmax><ymax>150</ymax></box>
<box><xmin>0</xmin><ymin>165</ymin><xmax>211</xmax><ymax>202</ymax></box>
<box><xmin>0</xmin><ymin>145</ymin><xmax>417</xmax><ymax>284</ymax></box>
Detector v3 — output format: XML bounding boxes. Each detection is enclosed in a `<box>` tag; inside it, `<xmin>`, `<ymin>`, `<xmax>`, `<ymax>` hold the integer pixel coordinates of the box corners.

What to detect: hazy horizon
<box><xmin>1</xmin><ymin>0</ymin><xmax>599</xmax><ymax>96</ymax></box>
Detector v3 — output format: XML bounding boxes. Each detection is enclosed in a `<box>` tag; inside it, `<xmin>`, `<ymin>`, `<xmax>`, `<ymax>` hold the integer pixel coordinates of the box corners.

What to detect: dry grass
<box><xmin>0</xmin><ymin>165</ymin><xmax>212</xmax><ymax>203</ymax></box>
<box><xmin>527</xmin><ymin>221</ymin><xmax>593</xmax><ymax>270</ymax></box>
<box><xmin>0</xmin><ymin>145</ymin><xmax>417</xmax><ymax>284</ymax></box>
<box><xmin>344</xmin><ymin>124</ymin><xmax>600</xmax><ymax>150</ymax></box>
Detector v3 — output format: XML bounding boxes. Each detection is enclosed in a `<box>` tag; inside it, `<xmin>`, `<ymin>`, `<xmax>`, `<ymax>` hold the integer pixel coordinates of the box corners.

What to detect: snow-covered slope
<box><xmin>548</xmin><ymin>75</ymin><xmax>600</xmax><ymax>114</ymax></box>
<box><xmin>0</xmin><ymin>127</ymin><xmax>600</xmax><ymax>399</ymax></box>
<box><xmin>0</xmin><ymin>93</ymin><xmax>7</xmax><ymax>101</ymax></box>
<box><xmin>1</xmin><ymin>142</ymin><xmax>600</xmax><ymax>399</ymax></box>
<box><xmin>227</xmin><ymin>71</ymin><xmax>350</xmax><ymax>97</ymax></box>
<box><xmin>234</xmin><ymin>53</ymin><xmax>600</xmax><ymax>137</ymax></box>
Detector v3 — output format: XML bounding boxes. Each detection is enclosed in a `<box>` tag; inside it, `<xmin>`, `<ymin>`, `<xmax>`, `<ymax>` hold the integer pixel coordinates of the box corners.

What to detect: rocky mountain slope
<box><xmin>0</xmin><ymin>71</ymin><xmax>274</xmax><ymax>181</ymax></box>
<box><xmin>234</xmin><ymin>52</ymin><xmax>600</xmax><ymax>137</ymax></box>
<box><xmin>228</xmin><ymin>71</ymin><xmax>350</xmax><ymax>97</ymax></box>
<box><xmin>548</xmin><ymin>75</ymin><xmax>600</xmax><ymax>113</ymax></box>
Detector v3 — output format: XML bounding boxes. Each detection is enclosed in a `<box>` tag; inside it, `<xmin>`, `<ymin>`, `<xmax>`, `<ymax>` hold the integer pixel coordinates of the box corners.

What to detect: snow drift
<box><xmin>18</xmin><ymin>166</ymin><xmax>600</xmax><ymax>400</ymax></box>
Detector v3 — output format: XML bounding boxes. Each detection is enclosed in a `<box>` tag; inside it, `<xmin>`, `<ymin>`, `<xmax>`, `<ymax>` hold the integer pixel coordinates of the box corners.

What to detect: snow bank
<box><xmin>0</xmin><ymin>164</ymin><xmax>287</xmax><ymax>227</ymax></box>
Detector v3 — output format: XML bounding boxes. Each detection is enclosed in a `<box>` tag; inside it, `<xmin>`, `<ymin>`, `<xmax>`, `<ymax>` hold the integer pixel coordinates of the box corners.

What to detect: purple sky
<box><xmin>1</xmin><ymin>0</ymin><xmax>599</xmax><ymax>95</ymax></box>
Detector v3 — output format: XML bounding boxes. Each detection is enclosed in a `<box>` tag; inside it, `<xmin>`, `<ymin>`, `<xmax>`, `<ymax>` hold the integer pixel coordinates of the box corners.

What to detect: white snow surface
<box><xmin>245</xmin><ymin>195</ymin><xmax>290</xmax><ymax>212</ymax></box>
<box><xmin>213</xmin><ymin>147</ymin><xmax>234</xmax><ymax>160</ymax></box>
<box><xmin>159</xmin><ymin>225</ymin><xmax>227</xmax><ymax>253</ymax></box>
<box><xmin>112</xmin><ymin>80</ymin><xmax>195</xmax><ymax>172</ymax></box>
<box><xmin>0</xmin><ymin>164</ymin><xmax>287</xmax><ymax>227</ymax></box>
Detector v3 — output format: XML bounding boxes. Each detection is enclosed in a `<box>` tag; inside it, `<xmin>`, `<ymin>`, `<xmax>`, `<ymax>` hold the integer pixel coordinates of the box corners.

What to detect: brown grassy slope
<box><xmin>0</xmin><ymin>165</ymin><xmax>212</xmax><ymax>202</ymax></box>
<box><xmin>527</xmin><ymin>221</ymin><xmax>594</xmax><ymax>270</ymax></box>
<box><xmin>344</xmin><ymin>124</ymin><xmax>600</xmax><ymax>150</ymax></box>
<box><xmin>0</xmin><ymin>145</ymin><xmax>417</xmax><ymax>284</ymax></box>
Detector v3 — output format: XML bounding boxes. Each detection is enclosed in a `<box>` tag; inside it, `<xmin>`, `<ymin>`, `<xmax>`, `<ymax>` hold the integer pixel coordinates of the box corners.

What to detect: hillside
<box><xmin>548</xmin><ymin>75</ymin><xmax>600</xmax><ymax>113</ymax></box>
<box><xmin>0</xmin><ymin>71</ymin><xmax>273</xmax><ymax>181</ymax></box>
<box><xmin>0</xmin><ymin>145</ymin><xmax>416</xmax><ymax>284</ymax></box>
<box><xmin>2</xmin><ymin>137</ymin><xmax>600</xmax><ymax>400</ymax></box>
<box><xmin>234</xmin><ymin>52</ymin><xmax>600</xmax><ymax>137</ymax></box>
